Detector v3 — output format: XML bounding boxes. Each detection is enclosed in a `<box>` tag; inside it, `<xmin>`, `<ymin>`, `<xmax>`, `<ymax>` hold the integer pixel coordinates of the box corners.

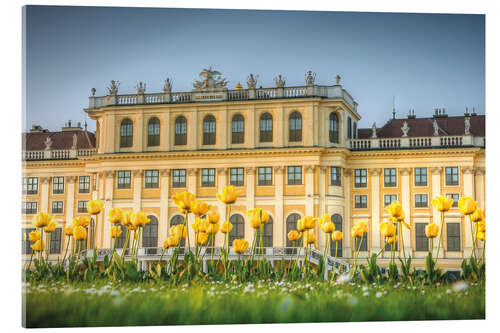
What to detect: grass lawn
<box><xmin>23</xmin><ymin>279</ymin><xmax>485</xmax><ymax>327</ymax></box>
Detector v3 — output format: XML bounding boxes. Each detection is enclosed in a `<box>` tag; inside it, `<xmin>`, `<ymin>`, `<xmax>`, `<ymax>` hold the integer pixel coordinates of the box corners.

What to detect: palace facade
<box><xmin>22</xmin><ymin>69</ymin><xmax>485</xmax><ymax>271</ymax></box>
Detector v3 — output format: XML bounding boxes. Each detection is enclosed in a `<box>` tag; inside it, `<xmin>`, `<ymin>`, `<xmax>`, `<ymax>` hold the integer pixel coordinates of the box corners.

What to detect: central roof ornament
<box><xmin>193</xmin><ymin>67</ymin><xmax>228</xmax><ymax>91</ymax></box>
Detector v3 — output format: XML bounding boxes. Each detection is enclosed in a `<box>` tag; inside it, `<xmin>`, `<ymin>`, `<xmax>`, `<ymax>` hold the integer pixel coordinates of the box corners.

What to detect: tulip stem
<box><xmin>334</xmin><ymin>241</ymin><xmax>338</xmax><ymax>274</ymax></box>
<box><xmin>62</xmin><ymin>236</ymin><xmax>71</xmax><ymax>264</ymax></box>
<box><xmin>184</xmin><ymin>211</ymin><xmax>190</xmax><ymax>254</ymax></box>
<box><xmin>45</xmin><ymin>233</ymin><xmax>50</xmax><ymax>262</ymax></box>
<box><xmin>479</xmin><ymin>239</ymin><xmax>485</xmax><ymax>265</ymax></box>
<box><xmin>121</xmin><ymin>229</ymin><xmax>130</xmax><ymax>261</ymax></box>
<box><xmin>39</xmin><ymin>229</ymin><xmax>44</xmax><ymax>263</ymax></box>
<box><xmin>250</xmin><ymin>230</ymin><xmax>257</xmax><ymax>263</ymax></box>
<box><xmin>434</xmin><ymin>212</ymin><xmax>444</xmax><ymax>264</ymax></box>
<box><xmin>399</xmin><ymin>221</ymin><xmax>406</xmax><ymax>260</ymax></box>
<box><xmin>469</xmin><ymin>215</ymin><xmax>477</xmax><ymax>261</ymax></box>
<box><xmin>26</xmin><ymin>252</ymin><xmax>34</xmax><ymax>271</ymax></box>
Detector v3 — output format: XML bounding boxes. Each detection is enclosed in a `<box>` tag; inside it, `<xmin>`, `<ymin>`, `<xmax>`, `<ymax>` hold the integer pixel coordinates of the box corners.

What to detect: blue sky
<box><xmin>24</xmin><ymin>6</ymin><xmax>484</xmax><ymax>132</ymax></box>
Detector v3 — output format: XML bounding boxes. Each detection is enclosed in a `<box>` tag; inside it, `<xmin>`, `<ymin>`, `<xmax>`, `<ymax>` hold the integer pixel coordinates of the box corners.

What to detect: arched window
<box><xmin>203</xmin><ymin>115</ymin><xmax>216</xmax><ymax>145</ymax></box>
<box><xmin>330</xmin><ymin>214</ymin><xmax>343</xmax><ymax>257</ymax></box>
<box><xmin>329</xmin><ymin>113</ymin><xmax>339</xmax><ymax>143</ymax></box>
<box><xmin>228</xmin><ymin>214</ymin><xmax>245</xmax><ymax>246</ymax></box>
<box><xmin>142</xmin><ymin>215</ymin><xmax>158</xmax><ymax>248</ymax></box>
<box><xmin>286</xmin><ymin>213</ymin><xmax>301</xmax><ymax>248</ymax></box>
<box><xmin>347</xmin><ymin>117</ymin><xmax>352</xmax><ymax>139</ymax></box>
<box><xmin>289</xmin><ymin>111</ymin><xmax>302</xmax><ymax>142</ymax></box>
<box><xmin>170</xmin><ymin>215</ymin><xmax>185</xmax><ymax>247</ymax></box>
<box><xmin>256</xmin><ymin>215</ymin><xmax>273</xmax><ymax>247</ymax></box>
<box><xmin>120</xmin><ymin>118</ymin><xmax>133</xmax><ymax>147</ymax></box>
<box><xmin>231</xmin><ymin>114</ymin><xmax>244</xmax><ymax>144</ymax></box>
<box><xmin>174</xmin><ymin>116</ymin><xmax>187</xmax><ymax>146</ymax></box>
<box><xmin>147</xmin><ymin>117</ymin><xmax>160</xmax><ymax>146</ymax></box>
<box><xmin>259</xmin><ymin>112</ymin><xmax>273</xmax><ymax>142</ymax></box>
<box><xmin>115</xmin><ymin>225</ymin><xmax>128</xmax><ymax>249</ymax></box>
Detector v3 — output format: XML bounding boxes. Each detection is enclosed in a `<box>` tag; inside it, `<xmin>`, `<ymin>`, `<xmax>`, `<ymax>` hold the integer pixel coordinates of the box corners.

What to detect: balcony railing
<box><xmin>349</xmin><ymin>135</ymin><xmax>484</xmax><ymax>150</ymax></box>
<box><xmin>88</xmin><ymin>85</ymin><xmax>358</xmax><ymax>111</ymax></box>
<box><xmin>22</xmin><ymin>148</ymin><xmax>97</xmax><ymax>161</ymax></box>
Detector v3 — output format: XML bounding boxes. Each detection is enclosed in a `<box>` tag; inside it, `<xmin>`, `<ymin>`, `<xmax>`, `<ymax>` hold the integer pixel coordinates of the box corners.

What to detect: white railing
<box><xmin>349</xmin><ymin>135</ymin><xmax>484</xmax><ymax>150</ymax></box>
<box><xmin>23</xmin><ymin>148</ymin><xmax>96</xmax><ymax>161</ymax></box>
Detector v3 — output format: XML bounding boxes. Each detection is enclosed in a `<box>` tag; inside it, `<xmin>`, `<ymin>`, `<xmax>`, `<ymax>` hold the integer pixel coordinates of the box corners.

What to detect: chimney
<box><xmin>471</xmin><ymin>107</ymin><xmax>477</xmax><ymax>116</ymax></box>
<box><xmin>407</xmin><ymin>108</ymin><xmax>416</xmax><ymax>119</ymax></box>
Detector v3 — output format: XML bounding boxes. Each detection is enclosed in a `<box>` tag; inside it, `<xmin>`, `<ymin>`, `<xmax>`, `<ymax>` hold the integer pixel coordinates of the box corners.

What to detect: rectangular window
<box><xmin>258</xmin><ymin>167</ymin><xmax>272</xmax><ymax>186</ymax></box>
<box><xmin>414</xmin><ymin>168</ymin><xmax>428</xmax><ymax>186</ymax></box>
<box><xmin>144</xmin><ymin>170</ymin><xmax>159</xmax><ymax>188</ymax></box>
<box><xmin>77</xmin><ymin>200</ymin><xmax>88</xmax><ymax>213</ymax></box>
<box><xmin>354</xmin><ymin>195</ymin><xmax>368</xmax><ymax>209</ymax></box>
<box><xmin>52</xmin><ymin>176</ymin><xmax>65</xmax><ymax>194</ymax></box>
<box><xmin>230</xmin><ymin>168</ymin><xmax>244</xmax><ymax>187</ymax></box>
<box><xmin>415</xmin><ymin>223</ymin><xmax>429</xmax><ymax>251</ymax></box>
<box><xmin>23</xmin><ymin>177</ymin><xmax>38</xmax><ymax>195</ymax></box>
<box><xmin>172</xmin><ymin>169</ymin><xmax>186</xmax><ymax>188</ymax></box>
<box><xmin>22</xmin><ymin>228</ymin><xmax>36</xmax><ymax>254</ymax></box>
<box><xmin>201</xmin><ymin>168</ymin><xmax>215</xmax><ymax>187</ymax></box>
<box><xmin>384</xmin><ymin>222</ymin><xmax>398</xmax><ymax>251</ymax></box>
<box><xmin>49</xmin><ymin>228</ymin><xmax>62</xmax><ymax>254</ymax></box>
<box><xmin>51</xmin><ymin>201</ymin><xmax>64</xmax><ymax>214</ymax></box>
<box><xmin>384</xmin><ymin>168</ymin><xmax>397</xmax><ymax>187</ymax></box>
<box><xmin>78</xmin><ymin>176</ymin><xmax>90</xmax><ymax>193</ymax></box>
<box><xmin>415</xmin><ymin>194</ymin><xmax>428</xmax><ymax>208</ymax></box>
<box><xmin>384</xmin><ymin>194</ymin><xmax>398</xmax><ymax>207</ymax></box>
<box><xmin>445</xmin><ymin>167</ymin><xmax>459</xmax><ymax>186</ymax></box>
<box><xmin>22</xmin><ymin>201</ymin><xmax>38</xmax><ymax>214</ymax></box>
<box><xmin>117</xmin><ymin>171</ymin><xmax>131</xmax><ymax>189</ymax></box>
<box><xmin>287</xmin><ymin>166</ymin><xmax>302</xmax><ymax>185</ymax></box>
<box><xmin>446</xmin><ymin>193</ymin><xmax>460</xmax><ymax>207</ymax></box>
<box><xmin>447</xmin><ymin>223</ymin><xmax>461</xmax><ymax>251</ymax></box>
<box><xmin>330</xmin><ymin>167</ymin><xmax>341</xmax><ymax>186</ymax></box>
<box><xmin>354</xmin><ymin>169</ymin><xmax>367</xmax><ymax>188</ymax></box>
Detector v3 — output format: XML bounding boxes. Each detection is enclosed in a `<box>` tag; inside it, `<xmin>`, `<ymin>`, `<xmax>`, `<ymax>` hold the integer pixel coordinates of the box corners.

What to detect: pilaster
<box><xmin>462</xmin><ymin>166</ymin><xmax>475</xmax><ymax>257</ymax></box>
<box><xmin>430</xmin><ymin>167</ymin><xmax>443</xmax><ymax>257</ymax></box>
<box><xmin>305</xmin><ymin>165</ymin><xmax>315</xmax><ymax>217</ymax></box>
<box><xmin>40</xmin><ymin>177</ymin><xmax>50</xmax><ymax>212</ymax></box>
<box><xmin>369</xmin><ymin>168</ymin><xmax>381</xmax><ymax>254</ymax></box>
<box><xmin>275</xmin><ymin>166</ymin><xmax>285</xmax><ymax>246</ymax></box>
<box><xmin>135</xmin><ymin>113</ymin><xmax>143</xmax><ymax>152</ymax></box>
<box><xmin>318</xmin><ymin>166</ymin><xmax>327</xmax><ymax>250</ymax></box>
<box><xmin>65</xmin><ymin>176</ymin><xmax>76</xmax><ymax>230</ymax></box>
<box><xmin>399</xmin><ymin>167</ymin><xmax>412</xmax><ymax>255</ymax></box>
<box><xmin>132</xmin><ymin>170</ymin><xmax>143</xmax><ymax>211</ymax></box>
<box><xmin>343</xmin><ymin>168</ymin><xmax>352</xmax><ymax>256</ymax></box>
<box><xmin>159</xmin><ymin>169</ymin><xmax>170</xmax><ymax>245</ymax></box>
<box><xmin>102</xmin><ymin>171</ymin><xmax>114</xmax><ymax>246</ymax></box>
<box><xmin>248</xmin><ymin>105</ymin><xmax>256</xmax><ymax>148</ymax></box>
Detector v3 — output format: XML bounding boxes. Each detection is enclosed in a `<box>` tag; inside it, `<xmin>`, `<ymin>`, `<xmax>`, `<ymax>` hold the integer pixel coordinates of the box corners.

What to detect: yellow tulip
<box><xmin>87</xmin><ymin>200</ymin><xmax>104</xmax><ymax>215</ymax></box>
<box><xmin>305</xmin><ymin>230</ymin><xmax>316</xmax><ymax>245</ymax></box>
<box><xmin>217</xmin><ymin>185</ymin><xmax>240</xmax><ymax>204</ymax></box>
<box><xmin>128</xmin><ymin>224</ymin><xmax>138</xmax><ymax>231</ymax></box>
<box><xmin>476</xmin><ymin>231</ymin><xmax>485</xmax><ymax>241</ymax></box>
<box><xmin>28</xmin><ymin>230</ymin><xmax>41</xmax><ymax>242</ymax></box>
<box><xmin>247</xmin><ymin>208</ymin><xmax>269</xmax><ymax>226</ymax></box>
<box><xmin>63</xmin><ymin>225</ymin><xmax>73</xmax><ymax>236</ymax></box>
<box><xmin>432</xmin><ymin>196</ymin><xmax>454</xmax><ymax>212</ymax></box>
<box><xmin>287</xmin><ymin>230</ymin><xmax>301</xmax><ymax>242</ymax></box>
<box><xmin>73</xmin><ymin>225</ymin><xmax>87</xmax><ymax>241</ymax></box>
<box><xmin>172</xmin><ymin>191</ymin><xmax>196</xmax><ymax>213</ymax></box>
<box><xmin>303</xmin><ymin>216</ymin><xmax>316</xmax><ymax>230</ymax></box>
<box><xmin>458</xmin><ymin>196</ymin><xmax>477</xmax><ymax>215</ymax></box>
<box><xmin>319</xmin><ymin>213</ymin><xmax>332</xmax><ymax>225</ymax></box>
<box><xmin>354</xmin><ymin>221</ymin><xmax>368</xmax><ymax>234</ymax></box>
<box><xmin>191</xmin><ymin>200</ymin><xmax>210</xmax><ymax>217</ymax></box>
<box><xmin>380</xmin><ymin>221</ymin><xmax>396</xmax><ymax>237</ymax></box>
<box><xmin>470</xmin><ymin>208</ymin><xmax>485</xmax><ymax>223</ymax></box>
<box><xmin>110</xmin><ymin>225</ymin><xmax>122</xmax><ymax>239</ymax></box>
<box><xmin>73</xmin><ymin>216</ymin><xmax>90</xmax><ymax>228</ymax></box>
<box><xmin>163</xmin><ymin>239</ymin><xmax>170</xmax><ymax>249</ymax></box>
<box><xmin>167</xmin><ymin>235</ymin><xmax>180</xmax><ymax>247</ymax></box>
<box><xmin>43</xmin><ymin>221</ymin><xmax>57</xmax><ymax>233</ymax></box>
<box><xmin>386</xmin><ymin>201</ymin><xmax>404</xmax><ymax>220</ymax></box>
<box><xmin>207</xmin><ymin>210</ymin><xmax>220</xmax><ymax>224</ymax></box>
<box><xmin>332</xmin><ymin>230</ymin><xmax>343</xmax><ymax>242</ymax></box>
<box><xmin>121</xmin><ymin>210</ymin><xmax>133</xmax><ymax>227</ymax></box>
<box><xmin>320</xmin><ymin>221</ymin><xmax>335</xmax><ymax>233</ymax></box>
<box><xmin>108</xmin><ymin>208</ymin><xmax>123</xmax><ymax>224</ymax></box>
<box><xmin>221</xmin><ymin>221</ymin><xmax>233</xmax><ymax>234</ymax></box>
<box><xmin>351</xmin><ymin>226</ymin><xmax>364</xmax><ymax>238</ymax></box>
<box><xmin>297</xmin><ymin>218</ymin><xmax>306</xmax><ymax>232</ymax></box>
<box><xmin>249</xmin><ymin>213</ymin><xmax>261</xmax><ymax>229</ymax></box>
<box><xmin>192</xmin><ymin>217</ymin><xmax>207</xmax><ymax>233</ymax></box>
<box><xmin>386</xmin><ymin>235</ymin><xmax>397</xmax><ymax>245</ymax></box>
<box><xmin>170</xmin><ymin>224</ymin><xmax>187</xmax><ymax>239</ymax></box>
<box><xmin>196</xmin><ymin>232</ymin><xmax>209</xmax><ymax>245</ymax></box>
<box><xmin>31</xmin><ymin>240</ymin><xmax>44</xmax><ymax>252</ymax></box>
<box><xmin>206</xmin><ymin>221</ymin><xmax>220</xmax><ymax>234</ymax></box>
<box><xmin>32</xmin><ymin>212</ymin><xmax>53</xmax><ymax>228</ymax></box>
<box><xmin>131</xmin><ymin>211</ymin><xmax>150</xmax><ymax>228</ymax></box>
<box><xmin>425</xmin><ymin>223</ymin><xmax>439</xmax><ymax>238</ymax></box>
<box><xmin>476</xmin><ymin>220</ymin><xmax>486</xmax><ymax>233</ymax></box>
<box><xmin>233</xmin><ymin>238</ymin><xmax>249</xmax><ymax>254</ymax></box>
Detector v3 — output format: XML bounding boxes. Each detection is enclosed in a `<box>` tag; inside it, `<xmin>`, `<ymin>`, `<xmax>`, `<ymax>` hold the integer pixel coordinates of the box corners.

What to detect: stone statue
<box><xmin>371</xmin><ymin>122</ymin><xmax>377</xmax><ymax>138</ymax></box>
<box><xmin>72</xmin><ymin>133</ymin><xmax>78</xmax><ymax>149</ymax></box>
<box><xmin>193</xmin><ymin>67</ymin><xmax>228</xmax><ymax>90</ymax></box>
<box><xmin>107</xmin><ymin>80</ymin><xmax>120</xmax><ymax>95</ymax></box>
<box><xmin>44</xmin><ymin>136</ymin><xmax>52</xmax><ymax>150</ymax></box>
<box><xmin>247</xmin><ymin>74</ymin><xmax>258</xmax><ymax>89</ymax></box>
<box><xmin>135</xmin><ymin>81</ymin><xmax>146</xmax><ymax>94</ymax></box>
<box><xmin>90</xmin><ymin>88</ymin><xmax>96</xmax><ymax>96</ymax></box>
<box><xmin>163</xmin><ymin>78</ymin><xmax>172</xmax><ymax>93</ymax></box>
<box><xmin>433</xmin><ymin>119</ymin><xmax>439</xmax><ymax>136</ymax></box>
<box><xmin>464</xmin><ymin>116</ymin><xmax>471</xmax><ymax>135</ymax></box>
<box><xmin>401</xmin><ymin>121</ymin><xmax>410</xmax><ymax>137</ymax></box>
<box><xmin>305</xmin><ymin>71</ymin><xmax>316</xmax><ymax>86</ymax></box>
<box><xmin>274</xmin><ymin>74</ymin><xmax>286</xmax><ymax>88</ymax></box>
<box><xmin>335</xmin><ymin>75</ymin><xmax>341</xmax><ymax>85</ymax></box>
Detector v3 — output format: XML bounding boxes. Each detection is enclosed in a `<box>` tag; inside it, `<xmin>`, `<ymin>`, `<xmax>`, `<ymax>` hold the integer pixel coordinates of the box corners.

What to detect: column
<box><xmin>220</xmin><ymin>108</ymin><xmax>228</xmax><ymax>150</ymax></box>
<box><xmin>102</xmin><ymin>171</ymin><xmax>114</xmax><ymax>248</ymax></box>
<box><xmin>462</xmin><ymin>166</ymin><xmax>475</xmax><ymax>257</ymax></box>
<box><xmin>343</xmin><ymin>168</ymin><xmax>352</xmax><ymax>257</ymax></box>
<box><xmin>216</xmin><ymin>167</ymin><xmax>228</xmax><ymax>221</ymax></box>
<box><xmin>161</xmin><ymin>112</ymin><xmax>170</xmax><ymax>151</ymax></box>
<box><xmin>244</xmin><ymin>167</ymin><xmax>256</xmax><ymax>244</ymax></box>
<box><xmin>91</xmin><ymin>173</ymin><xmax>98</xmax><ymax>200</ymax></box>
<box><xmin>275</xmin><ymin>166</ymin><xmax>285</xmax><ymax>246</ymax></box>
<box><xmin>187</xmin><ymin>168</ymin><xmax>198</xmax><ymax>248</ymax></box>
<box><xmin>313</xmin><ymin>105</ymin><xmax>319</xmax><ymax>146</ymax></box>
<box><xmin>430</xmin><ymin>167</ymin><xmax>442</xmax><ymax>257</ymax></box>
<box><xmin>159</xmin><ymin>169</ymin><xmax>170</xmax><ymax>245</ymax></box>
<box><xmin>135</xmin><ymin>113</ymin><xmax>143</xmax><ymax>152</ymax></box>
<box><xmin>400</xmin><ymin>168</ymin><xmax>412</xmax><ymax>255</ymax></box>
<box><xmin>474</xmin><ymin>167</ymin><xmax>485</xmax><ymax>208</ymax></box>
<box><xmin>369</xmin><ymin>168</ymin><xmax>381</xmax><ymax>254</ymax></box>
<box><xmin>65</xmin><ymin>176</ymin><xmax>76</xmax><ymax>225</ymax></box>
<box><xmin>189</xmin><ymin>110</ymin><xmax>198</xmax><ymax>150</ymax></box>
<box><xmin>305</xmin><ymin>165</ymin><xmax>315</xmax><ymax>216</ymax></box>
<box><xmin>132</xmin><ymin>170</ymin><xmax>143</xmax><ymax>211</ymax></box>
<box><xmin>40</xmin><ymin>177</ymin><xmax>50</xmax><ymax>212</ymax></box>
<box><xmin>105</xmin><ymin>113</ymin><xmax>116</xmax><ymax>153</ymax></box>
<box><xmin>276</xmin><ymin>106</ymin><xmax>284</xmax><ymax>147</ymax></box>
<box><xmin>318</xmin><ymin>166</ymin><xmax>327</xmax><ymax>250</ymax></box>
<box><xmin>248</xmin><ymin>106</ymin><xmax>256</xmax><ymax>148</ymax></box>
<box><xmin>304</xmin><ymin>105</ymin><xmax>314</xmax><ymax>146</ymax></box>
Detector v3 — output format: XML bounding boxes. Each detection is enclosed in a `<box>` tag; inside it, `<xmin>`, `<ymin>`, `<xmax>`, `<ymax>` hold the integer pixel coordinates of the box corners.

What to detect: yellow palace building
<box><xmin>22</xmin><ymin>69</ymin><xmax>485</xmax><ymax>272</ymax></box>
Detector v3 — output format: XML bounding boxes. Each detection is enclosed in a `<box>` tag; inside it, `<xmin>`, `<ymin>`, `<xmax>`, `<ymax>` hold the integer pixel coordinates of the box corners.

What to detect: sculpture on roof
<box><xmin>107</xmin><ymin>80</ymin><xmax>120</xmax><ymax>95</ymax></box>
<box><xmin>72</xmin><ymin>133</ymin><xmax>78</xmax><ymax>149</ymax></box>
<box><xmin>135</xmin><ymin>82</ymin><xmax>146</xmax><ymax>94</ymax></box>
<box><xmin>371</xmin><ymin>122</ymin><xmax>377</xmax><ymax>138</ymax></box>
<box><xmin>163</xmin><ymin>78</ymin><xmax>172</xmax><ymax>93</ymax></box>
<box><xmin>433</xmin><ymin>119</ymin><xmax>439</xmax><ymax>136</ymax></box>
<box><xmin>44</xmin><ymin>136</ymin><xmax>52</xmax><ymax>150</ymax></box>
<box><xmin>305</xmin><ymin>71</ymin><xmax>316</xmax><ymax>86</ymax></box>
<box><xmin>247</xmin><ymin>74</ymin><xmax>258</xmax><ymax>89</ymax></box>
<box><xmin>335</xmin><ymin>75</ymin><xmax>341</xmax><ymax>85</ymax></box>
<box><xmin>464</xmin><ymin>116</ymin><xmax>471</xmax><ymax>135</ymax></box>
<box><xmin>401</xmin><ymin>121</ymin><xmax>410</xmax><ymax>137</ymax></box>
<box><xmin>90</xmin><ymin>88</ymin><xmax>96</xmax><ymax>96</ymax></box>
<box><xmin>193</xmin><ymin>67</ymin><xmax>228</xmax><ymax>90</ymax></box>
<box><xmin>274</xmin><ymin>74</ymin><xmax>286</xmax><ymax>88</ymax></box>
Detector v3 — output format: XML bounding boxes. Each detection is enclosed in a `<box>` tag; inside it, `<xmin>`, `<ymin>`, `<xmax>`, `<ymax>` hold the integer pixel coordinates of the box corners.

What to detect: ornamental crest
<box><xmin>193</xmin><ymin>67</ymin><xmax>228</xmax><ymax>90</ymax></box>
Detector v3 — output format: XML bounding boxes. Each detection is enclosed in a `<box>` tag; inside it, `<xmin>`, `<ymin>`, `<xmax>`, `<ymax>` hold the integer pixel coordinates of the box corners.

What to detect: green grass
<box><xmin>23</xmin><ymin>279</ymin><xmax>484</xmax><ymax>327</ymax></box>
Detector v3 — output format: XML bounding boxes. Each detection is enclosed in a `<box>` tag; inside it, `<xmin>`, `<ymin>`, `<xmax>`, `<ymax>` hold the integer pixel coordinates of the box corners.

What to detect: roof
<box><xmin>22</xmin><ymin>130</ymin><xmax>96</xmax><ymax>151</ymax></box>
<box><xmin>358</xmin><ymin>115</ymin><xmax>485</xmax><ymax>139</ymax></box>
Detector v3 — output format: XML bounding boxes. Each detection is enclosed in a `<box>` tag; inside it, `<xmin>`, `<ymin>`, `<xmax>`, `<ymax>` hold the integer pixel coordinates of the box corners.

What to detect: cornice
<box><xmin>349</xmin><ymin>147</ymin><xmax>484</xmax><ymax>159</ymax></box>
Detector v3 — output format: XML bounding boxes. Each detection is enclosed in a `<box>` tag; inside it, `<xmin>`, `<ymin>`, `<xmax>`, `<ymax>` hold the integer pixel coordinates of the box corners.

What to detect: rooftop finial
<box><xmin>392</xmin><ymin>96</ymin><xmax>396</xmax><ymax>119</ymax></box>
<box><xmin>305</xmin><ymin>71</ymin><xmax>316</xmax><ymax>86</ymax></box>
<box><xmin>247</xmin><ymin>74</ymin><xmax>258</xmax><ymax>89</ymax></box>
<box><xmin>274</xmin><ymin>75</ymin><xmax>286</xmax><ymax>88</ymax></box>
<box><xmin>335</xmin><ymin>74</ymin><xmax>341</xmax><ymax>85</ymax></box>
<box><xmin>90</xmin><ymin>88</ymin><xmax>96</xmax><ymax>96</ymax></box>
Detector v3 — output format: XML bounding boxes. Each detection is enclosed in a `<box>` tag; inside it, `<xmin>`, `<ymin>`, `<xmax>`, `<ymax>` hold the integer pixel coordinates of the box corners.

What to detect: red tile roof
<box><xmin>22</xmin><ymin>130</ymin><xmax>96</xmax><ymax>151</ymax></box>
<box><xmin>358</xmin><ymin>115</ymin><xmax>485</xmax><ymax>139</ymax></box>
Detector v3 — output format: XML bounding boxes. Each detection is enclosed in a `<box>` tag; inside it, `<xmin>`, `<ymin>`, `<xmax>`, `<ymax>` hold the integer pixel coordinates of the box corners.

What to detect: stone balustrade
<box><xmin>23</xmin><ymin>148</ymin><xmax>97</xmax><ymax>161</ymax></box>
<box><xmin>348</xmin><ymin>135</ymin><xmax>484</xmax><ymax>150</ymax></box>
